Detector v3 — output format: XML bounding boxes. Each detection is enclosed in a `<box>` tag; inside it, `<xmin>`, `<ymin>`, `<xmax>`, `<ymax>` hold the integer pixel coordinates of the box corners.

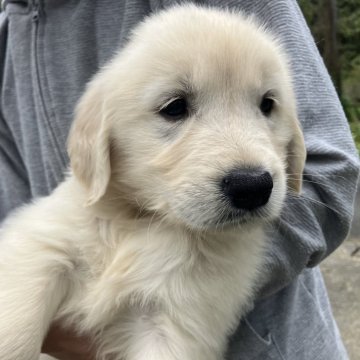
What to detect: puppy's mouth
<box><xmin>211</xmin><ymin>207</ymin><xmax>268</xmax><ymax>228</ymax></box>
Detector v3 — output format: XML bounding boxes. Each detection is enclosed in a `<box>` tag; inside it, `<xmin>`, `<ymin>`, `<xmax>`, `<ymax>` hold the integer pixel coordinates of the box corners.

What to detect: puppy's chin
<box><xmin>214</xmin><ymin>209</ymin><xmax>274</xmax><ymax>227</ymax></box>
<box><xmin>166</xmin><ymin>203</ymin><xmax>280</xmax><ymax>233</ymax></box>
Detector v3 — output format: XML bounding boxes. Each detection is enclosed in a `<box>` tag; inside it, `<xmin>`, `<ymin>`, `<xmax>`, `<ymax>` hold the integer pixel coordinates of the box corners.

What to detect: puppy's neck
<box><xmin>88</xmin><ymin>180</ymin><xmax>159</xmax><ymax>223</ymax></box>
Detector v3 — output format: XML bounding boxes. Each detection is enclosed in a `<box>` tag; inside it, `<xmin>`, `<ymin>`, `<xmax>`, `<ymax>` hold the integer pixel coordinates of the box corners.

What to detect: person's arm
<box><xmin>237</xmin><ymin>0</ymin><xmax>359</xmax><ymax>296</ymax></box>
<box><xmin>0</xmin><ymin>113</ymin><xmax>31</xmax><ymax>221</ymax></box>
<box><xmin>0</xmin><ymin>14</ymin><xmax>30</xmax><ymax>221</ymax></box>
<box><xmin>0</xmin><ymin>15</ymin><xmax>30</xmax><ymax>222</ymax></box>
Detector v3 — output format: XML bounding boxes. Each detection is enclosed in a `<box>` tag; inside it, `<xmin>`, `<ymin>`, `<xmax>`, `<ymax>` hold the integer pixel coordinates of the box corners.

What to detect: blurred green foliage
<box><xmin>299</xmin><ymin>0</ymin><xmax>360</xmax><ymax>152</ymax></box>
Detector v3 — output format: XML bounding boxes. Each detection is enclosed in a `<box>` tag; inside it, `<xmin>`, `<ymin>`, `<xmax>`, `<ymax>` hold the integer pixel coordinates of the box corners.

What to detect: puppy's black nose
<box><xmin>221</xmin><ymin>169</ymin><xmax>273</xmax><ymax>211</ymax></box>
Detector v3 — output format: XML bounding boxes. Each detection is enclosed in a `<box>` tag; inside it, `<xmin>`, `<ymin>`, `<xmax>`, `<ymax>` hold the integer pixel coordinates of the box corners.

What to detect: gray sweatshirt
<box><xmin>0</xmin><ymin>0</ymin><xmax>358</xmax><ymax>359</ymax></box>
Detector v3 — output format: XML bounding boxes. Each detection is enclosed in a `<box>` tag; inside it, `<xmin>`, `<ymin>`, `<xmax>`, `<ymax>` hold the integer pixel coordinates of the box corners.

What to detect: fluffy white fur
<box><xmin>0</xmin><ymin>5</ymin><xmax>306</xmax><ymax>360</ymax></box>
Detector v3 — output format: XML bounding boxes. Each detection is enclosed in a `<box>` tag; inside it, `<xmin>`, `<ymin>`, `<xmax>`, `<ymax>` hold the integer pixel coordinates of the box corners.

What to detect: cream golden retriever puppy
<box><xmin>0</xmin><ymin>5</ymin><xmax>305</xmax><ymax>360</ymax></box>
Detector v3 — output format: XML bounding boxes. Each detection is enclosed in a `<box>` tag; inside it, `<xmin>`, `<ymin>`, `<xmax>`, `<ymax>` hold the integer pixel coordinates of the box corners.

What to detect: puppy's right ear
<box><xmin>67</xmin><ymin>80</ymin><xmax>111</xmax><ymax>205</ymax></box>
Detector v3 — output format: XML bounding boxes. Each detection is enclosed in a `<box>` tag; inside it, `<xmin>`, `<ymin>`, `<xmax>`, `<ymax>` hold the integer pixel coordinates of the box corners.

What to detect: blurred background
<box><xmin>298</xmin><ymin>1</ymin><xmax>360</xmax><ymax>359</ymax></box>
<box><xmin>298</xmin><ymin>0</ymin><xmax>360</xmax><ymax>148</ymax></box>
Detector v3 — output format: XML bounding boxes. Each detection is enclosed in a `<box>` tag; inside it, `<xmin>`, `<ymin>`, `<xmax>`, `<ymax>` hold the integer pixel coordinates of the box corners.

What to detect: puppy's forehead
<box><xmin>131</xmin><ymin>6</ymin><xmax>286</xmax><ymax>92</ymax></box>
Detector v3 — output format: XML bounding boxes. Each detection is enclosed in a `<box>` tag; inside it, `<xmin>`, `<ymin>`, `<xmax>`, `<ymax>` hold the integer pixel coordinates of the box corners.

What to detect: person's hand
<box><xmin>42</xmin><ymin>322</ymin><xmax>97</xmax><ymax>360</ymax></box>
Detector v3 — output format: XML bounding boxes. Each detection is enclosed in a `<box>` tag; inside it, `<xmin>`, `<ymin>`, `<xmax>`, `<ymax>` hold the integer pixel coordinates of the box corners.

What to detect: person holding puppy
<box><xmin>0</xmin><ymin>0</ymin><xmax>358</xmax><ymax>359</ymax></box>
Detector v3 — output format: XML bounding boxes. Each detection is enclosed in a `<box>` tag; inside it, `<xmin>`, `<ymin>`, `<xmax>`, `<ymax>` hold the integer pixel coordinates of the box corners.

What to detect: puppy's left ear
<box><xmin>67</xmin><ymin>79</ymin><xmax>112</xmax><ymax>205</ymax></box>
<box><xmin>287</xmin><ymin>117</ymin><xmax>306</xmax><ymax>194</ymax></box>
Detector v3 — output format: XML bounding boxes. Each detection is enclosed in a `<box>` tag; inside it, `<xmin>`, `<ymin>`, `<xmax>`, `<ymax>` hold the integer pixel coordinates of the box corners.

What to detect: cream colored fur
<box><xmin>0</xmin><ymin>5</ymin><xmax>305</xmax><ymax>360</ymax></box>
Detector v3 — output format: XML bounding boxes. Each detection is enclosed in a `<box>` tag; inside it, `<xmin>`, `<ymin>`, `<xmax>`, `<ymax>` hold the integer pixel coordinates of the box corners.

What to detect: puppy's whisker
<box><xmin>288</xmin><ymin>172</ymin><xmax>348</xmax><ymax>181</ymax></box>
<box><xmin>287</xmin><ymin>178</ymin><xmax>328</xmax><ymax>188</ymax></box>
<box><xmin>286</xmin><ymin>191</ymin><xmax>341</xmax><ymax>215</ymax></box>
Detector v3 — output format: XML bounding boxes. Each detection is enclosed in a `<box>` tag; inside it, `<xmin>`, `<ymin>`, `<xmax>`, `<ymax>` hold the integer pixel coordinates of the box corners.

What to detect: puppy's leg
<box><xmin>0</xmin><ymin>222</ymin><xmax>71</xmax><ymax>359</ymax></box>
<box><xmin>101</xmin><ymin>311</ymin><xmax>224</xmax><ymax>360</ymax></box>
<box><xmin>129</xmin><ymin>316</ymin><xmax>221</xmax><ymax>360</ymax></box>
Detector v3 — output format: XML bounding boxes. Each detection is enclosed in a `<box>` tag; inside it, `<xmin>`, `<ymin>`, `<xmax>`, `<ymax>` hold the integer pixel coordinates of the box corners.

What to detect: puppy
<box><xmin>0</xmin><ymin>5</ymin><xmax>306</xmax><ymax>360</ymax></box>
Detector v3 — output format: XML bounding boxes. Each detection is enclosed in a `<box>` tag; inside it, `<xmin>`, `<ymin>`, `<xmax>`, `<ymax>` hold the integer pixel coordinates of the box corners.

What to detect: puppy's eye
<box><xmin>260</xmin><ymin>96</ymin><xmax>275</xmax><ymax>116</ymax></box>
<box><xmin>159</xmin><ymin>98</ymin><xmax>188</xmax><ymax>120</ymax></box>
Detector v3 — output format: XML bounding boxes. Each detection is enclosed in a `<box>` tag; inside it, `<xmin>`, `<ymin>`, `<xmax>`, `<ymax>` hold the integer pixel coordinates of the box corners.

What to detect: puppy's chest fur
<box><xmin>58</xmin><ymin>216</ymin><xmax>265</xmax><ymax>337</ymax></box>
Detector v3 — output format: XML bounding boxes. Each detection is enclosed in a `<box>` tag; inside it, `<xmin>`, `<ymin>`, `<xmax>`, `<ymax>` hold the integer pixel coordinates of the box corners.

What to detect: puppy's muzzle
<box><xmin>221</xmin><ymin>169</ymin><xmax>273</xmax><ymax>211</ymax></box>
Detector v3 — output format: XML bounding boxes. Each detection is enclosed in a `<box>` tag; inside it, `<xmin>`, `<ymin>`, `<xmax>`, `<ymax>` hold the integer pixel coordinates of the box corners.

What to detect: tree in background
<box><xmin>299</xmin><ymin>0</ymin><xmax>360</xmax><ymax>149</ymax></box>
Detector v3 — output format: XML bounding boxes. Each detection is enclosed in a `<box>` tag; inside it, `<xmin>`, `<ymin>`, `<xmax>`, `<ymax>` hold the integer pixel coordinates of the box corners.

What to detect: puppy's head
<box><xmin>68</xmin><ymin>5</ymin><xmax>306</xmax><ymax>230</ymax></box>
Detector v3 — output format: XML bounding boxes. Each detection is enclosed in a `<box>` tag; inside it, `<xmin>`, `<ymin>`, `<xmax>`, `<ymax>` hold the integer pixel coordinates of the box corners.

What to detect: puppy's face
<box><xmin>68</xmin><ymin>6</ymin><xmax>306</xmax><ymax>230</ymax></box>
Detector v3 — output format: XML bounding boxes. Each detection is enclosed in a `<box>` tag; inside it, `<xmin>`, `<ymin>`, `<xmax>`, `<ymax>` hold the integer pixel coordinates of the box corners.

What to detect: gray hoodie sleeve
<box><xmin>0</xmin><ymin>115</ymin><xmax>31</xmax><ymax>221</ymax></box>
<box><xmin>0</xmin><ymin>14</ymin><xmax>30</xmax><ymax>221</ymax></box>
